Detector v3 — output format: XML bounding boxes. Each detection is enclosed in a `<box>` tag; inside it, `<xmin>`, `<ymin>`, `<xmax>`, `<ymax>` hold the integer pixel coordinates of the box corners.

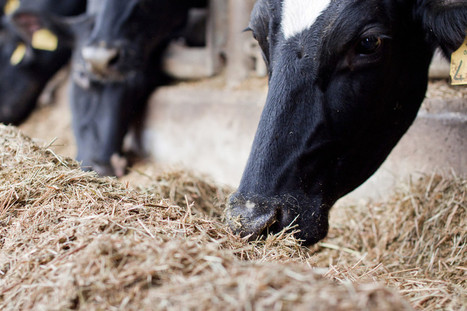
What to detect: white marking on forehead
<box><xmin>282</xmin><ymin>0</ymin><xmax>332</xmax><ymax>39</ymax></box>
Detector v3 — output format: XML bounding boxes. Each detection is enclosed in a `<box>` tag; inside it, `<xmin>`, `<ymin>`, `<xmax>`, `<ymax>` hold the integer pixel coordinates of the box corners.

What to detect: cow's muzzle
<box><xmin>226</xmin><ymin>194</ymin><xmax>279</xmax><ymax>241</ymax></box>
<box><xmin>82</xmin><ymin>46</ymin><xmax>120</xmax><ymax>76</ymax></box>
<box><xmin>226</xmin><ymin>192</ymin><xmax>330</xmax><ymax>245</ymax></box>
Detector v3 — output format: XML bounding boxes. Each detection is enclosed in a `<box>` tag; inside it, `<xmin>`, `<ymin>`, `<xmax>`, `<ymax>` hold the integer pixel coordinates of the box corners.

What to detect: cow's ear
<box><xmin>9</xmin><ymin>11</ymin><xmax>91</xmax><ymax>49</ymax></box>
<box><xmin>10</xmin><ymin>11</ymin><xmax>72</xmax><ymax>50</ymax></box>
<box><xmin>416</xmin><ymin>0</ymin><xmax>467</xmax><ymax>56</ymax></box>
<box><xmin>249</xmin><ymin>0</ymin><xmax>271</xmax><ymax>70</ymax></box>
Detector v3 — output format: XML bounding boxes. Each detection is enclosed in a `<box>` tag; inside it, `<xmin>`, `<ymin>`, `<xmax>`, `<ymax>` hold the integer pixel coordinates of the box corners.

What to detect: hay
<box><xmin>127</xmin><ymin>168</ymin><xmax>230</xmax><ymax>218</ymax></box>
<box><xmin>310</xmin><ymin>174</ymin><xmax>466</xmax><ymax>310</ymax></box>
<box><xmin>0</xmin><ymin>124</ymin><xmax>465</xmax><ymax>310</ymax></box>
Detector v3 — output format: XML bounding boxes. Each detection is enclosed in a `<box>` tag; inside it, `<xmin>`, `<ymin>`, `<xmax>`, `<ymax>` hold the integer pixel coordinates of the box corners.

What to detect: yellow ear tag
<box><xmin>31</xmin><ymin>29</ymin><xmax>58</xmax><ymax>51</ymax></box>
<box><xmin>450</xmin><ymin>36</ymin><xmax>467</xmax><ymax>85</ymax></box>
<box><xmin>10</xmin><ymin>43</ymin><xmax>26</xmax><ymax>65</ymax></box>
<box><xmin>4</xmin><ymin>0</ymin><xmax>19</xmax><ymax>15</ymax></box>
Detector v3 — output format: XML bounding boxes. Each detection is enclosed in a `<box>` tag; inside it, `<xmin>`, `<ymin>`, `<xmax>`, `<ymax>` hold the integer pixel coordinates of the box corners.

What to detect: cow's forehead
<box><xmin>281</xmin><ymin>0</ymin><xmax>333</xmax><ymax>39</ymax></box>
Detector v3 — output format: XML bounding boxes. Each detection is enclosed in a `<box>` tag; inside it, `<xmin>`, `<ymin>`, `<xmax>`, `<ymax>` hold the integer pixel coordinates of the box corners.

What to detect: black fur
<box><xmin>0</xmin><ymin>0</ymin><xmax>86</xmax><ymax>125</ymax></box>
<box><xmin>416</xmin><ymin>0</ymin><xmax>467</xmax><ymax>56</ymax></box>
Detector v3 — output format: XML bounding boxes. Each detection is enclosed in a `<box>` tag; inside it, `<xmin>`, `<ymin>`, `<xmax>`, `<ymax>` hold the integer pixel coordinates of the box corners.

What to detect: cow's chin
<box><xmin>72</xmin><ymin>67</ymin><xmax>137</xmax><ymax>88</ymax></box>
<box><xmin>80</xmin><ymin>153</ymin><xmax>128</xmax><ymax>178</ymax></box>
<box><xmin>226</xmin><ymin>192</ymin><xmax>330</xmax><ymax>246</ymax></box>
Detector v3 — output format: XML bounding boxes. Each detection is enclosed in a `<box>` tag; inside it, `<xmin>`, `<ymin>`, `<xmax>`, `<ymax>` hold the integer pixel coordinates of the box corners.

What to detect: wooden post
<box><xmin>226</xmin><ymin>0</ymin><xmax>255</xmax><ymax>87</ymax></box>
<box><xmin>207</xmin><ymin>0</ymin><xmax>229</xmax><ymax>76</ymax></box>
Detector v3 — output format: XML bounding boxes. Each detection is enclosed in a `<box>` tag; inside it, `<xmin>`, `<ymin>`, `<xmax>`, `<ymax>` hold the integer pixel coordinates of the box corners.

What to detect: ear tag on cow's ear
<box><xmin>10</xmin><ymin>43</ymin><xmax>26</xmax><ymax>65</ymax></box>
<box><xmin>31</xmin><ymin>29</ymin><xmax>58</xmax><ymax>52</ymax></box>
<box><xmin>450</xmin><ymin>36</ymin><xmax>467</xmax><ymax>86</ymax></box>
<box><xmin>4</xmin><ymin>0</ymin><xmax>19</xmax><ymax>15</ymax></box>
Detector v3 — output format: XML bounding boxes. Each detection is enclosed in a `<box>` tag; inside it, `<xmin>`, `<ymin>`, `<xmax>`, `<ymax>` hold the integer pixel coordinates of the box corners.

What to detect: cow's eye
<box><xmin>356</xmin><ymin>36</ymin><xmax>382</xmax><ymax>55</ymax></box>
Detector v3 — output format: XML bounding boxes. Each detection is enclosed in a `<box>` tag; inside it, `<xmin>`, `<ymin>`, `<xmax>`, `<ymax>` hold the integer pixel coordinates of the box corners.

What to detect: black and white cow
<box><xmin>227</xmin><ymin>0</ymin><xmax>467</xmax><ymax>245</ymax></box>
<box><xmin>0</xmin><ymin>0</ymin><xmax>86</xmax><ymax>125</ymax></box>
<box><xmin>11</xmin><ymin>0</ymin><xmax>206</xmax><ymax>176</ymax></box>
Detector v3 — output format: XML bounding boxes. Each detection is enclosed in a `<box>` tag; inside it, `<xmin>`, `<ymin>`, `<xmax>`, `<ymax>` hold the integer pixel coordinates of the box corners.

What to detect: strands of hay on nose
<box><xmin>0</xmin><ymin>124</ymin><xmax>464</xmax><ymax>310</ymax></box>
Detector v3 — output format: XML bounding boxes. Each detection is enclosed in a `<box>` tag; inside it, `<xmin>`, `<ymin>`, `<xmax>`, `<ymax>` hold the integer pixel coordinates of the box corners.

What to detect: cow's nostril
<box><xmin>81</xmin><ymin>46</ymin><xmax>120</xmax><ymax>74</ymax></box>
<box><xmin>108</xmin><ymin>51</ymin><xmax>120</xmax><ymax>67</ymax></box>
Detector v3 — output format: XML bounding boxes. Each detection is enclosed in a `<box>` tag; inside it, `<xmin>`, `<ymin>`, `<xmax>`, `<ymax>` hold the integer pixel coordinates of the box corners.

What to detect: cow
<box><xmin>226</xmin><ymin>0</ymin><xmax>467</xmax><ymax>245</ymax></box>
<box><xmin>0</xmin><ymin>0</ymin><xmax>12</xmax><ymax>24</ymax></box>
<box><xmin>0</xmin><ymin>0</ymin><xmax>86</xmax><ymax>125</ymax></box>
<box><xmin>10</xmin><ymin>0</ymin><xmax>207</xmax><ymax>176</ymax></box>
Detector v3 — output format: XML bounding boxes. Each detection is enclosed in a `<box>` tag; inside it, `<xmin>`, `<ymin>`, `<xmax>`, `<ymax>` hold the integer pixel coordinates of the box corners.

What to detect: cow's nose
<box><xmin>226</xmin><ymin>194</ymin><xmax>280</xmax><ymax>240</ymax></box>
<box><xmin>81</xmin><ymin>46</ymin><xmax>120</xmax><ymax>75</ymax></box>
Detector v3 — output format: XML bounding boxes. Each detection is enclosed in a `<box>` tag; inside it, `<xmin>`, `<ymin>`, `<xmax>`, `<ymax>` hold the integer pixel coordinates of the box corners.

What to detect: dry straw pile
<box><xmin>0</xmin><ymin>124</ymin><xmax>465</xmax><ymax>310</ymax></box>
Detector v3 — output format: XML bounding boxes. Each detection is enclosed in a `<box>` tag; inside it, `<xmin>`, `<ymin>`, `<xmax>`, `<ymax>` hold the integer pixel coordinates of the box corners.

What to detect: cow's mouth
<box><xmin>72</xmin><ymin>65</ymin><xmax>129</xmax><ymax>88</ymax></box>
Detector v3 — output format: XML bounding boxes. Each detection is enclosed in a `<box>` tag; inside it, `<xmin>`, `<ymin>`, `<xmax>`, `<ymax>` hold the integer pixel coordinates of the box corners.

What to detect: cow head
<box><xmin>70</xmin><ymin>0</ymin><xmax>198</xmax><ymax>176</ymax></box>
<box><xmin>76</xmin><ymin>0</ymin><xmax>193</xmax><ymax>83</ymax></box>
<box><xmin>0</xmin><ymin>0</ymin><xmax>85</xmax><ymax>125</ymax></box>
<box><xmin>11</xmin><ymin>0</ymin><xmax>202</xmax><ymax>176</ymax></box>
<box><xmin>227</xmin><ymin>0</ymin><xmax>467</xmax><ymax>245</ymax></box>
<box><xmin>0</xmin><ymin>22</ymin><xmax>44</xmax><ymax>124</ymax></box>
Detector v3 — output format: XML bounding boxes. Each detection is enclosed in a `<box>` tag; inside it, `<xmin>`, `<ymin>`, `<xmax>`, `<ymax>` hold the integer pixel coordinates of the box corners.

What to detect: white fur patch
<box><xmin>282</xmin><ymin>0</ymin><xmax>331</xmax><ymax>39</ymax></box>
<box><xmin>245</xmin><ymin>200</ymin><xmax>256</xmax><ymax>210</ymax></box>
